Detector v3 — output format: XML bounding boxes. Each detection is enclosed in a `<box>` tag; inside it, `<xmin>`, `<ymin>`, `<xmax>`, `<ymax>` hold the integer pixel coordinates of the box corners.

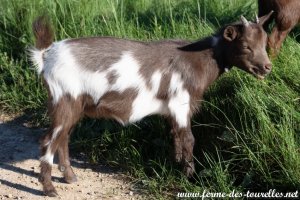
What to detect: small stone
<box><xmin>129</xmin><ymin>191</ymin><xmax>133</xmax><ymax>196</ymax></box>
<box><xmin>7</xmin><ymin>194</ymin><xmax>13</xmax><ymax>198</ymax></box>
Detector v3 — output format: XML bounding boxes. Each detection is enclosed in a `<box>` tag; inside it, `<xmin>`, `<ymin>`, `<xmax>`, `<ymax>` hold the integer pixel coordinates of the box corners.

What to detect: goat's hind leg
<box><xmin>57</xmin><ymin>131</ymin><xmax>77</xmax><ymax>183</ymax></box>
<box><xmin>39</xmin><ymin>126</ymin><xmax>63</xmax><ymax>197</ymax></box>
<box><xmin>39</xmin><ymin>97</ymin><xmax>82</xmax><ymax>196</ymax></box>
<box><xmin>40</xmin><ymin>125</ymin><xmax>79</xmax><ymax>196</ymax></box>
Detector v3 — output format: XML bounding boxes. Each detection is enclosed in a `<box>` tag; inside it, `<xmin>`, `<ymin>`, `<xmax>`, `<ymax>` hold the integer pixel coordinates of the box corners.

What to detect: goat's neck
<box><xmin>184</xmin><ymin>49</ymin><xmax>224</xmax><ymax>93</ymax></box>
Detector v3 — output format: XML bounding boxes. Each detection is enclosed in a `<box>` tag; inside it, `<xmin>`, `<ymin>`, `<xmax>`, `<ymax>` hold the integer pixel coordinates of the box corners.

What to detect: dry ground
<box><xmin>0</xmin><ymin>114</ymin><xmax>144</xmax><ymax>200</ymax></box>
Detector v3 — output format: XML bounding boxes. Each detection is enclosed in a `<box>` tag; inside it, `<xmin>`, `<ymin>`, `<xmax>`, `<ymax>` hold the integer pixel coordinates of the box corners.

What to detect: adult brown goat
<box><xmin>30</xmin><ymin>12</ymin><xmax>273</xmax><ymax>197</ymax></box>
<box><xmin>258</xmin><ymin>0</ymin><xmax>300</xmax><ymax>57</ymax></box>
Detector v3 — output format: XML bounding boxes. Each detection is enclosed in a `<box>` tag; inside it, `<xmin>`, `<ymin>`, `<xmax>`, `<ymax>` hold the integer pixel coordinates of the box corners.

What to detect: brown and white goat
<box><xmin>30</xmin><ymin>13</ymin><xmax>273</xmax><ymax>196</ymax></box>
<box><xmin>258</xmin><ymin>0</ymin><xmax>300</xmax><ymax>57</ymax></box>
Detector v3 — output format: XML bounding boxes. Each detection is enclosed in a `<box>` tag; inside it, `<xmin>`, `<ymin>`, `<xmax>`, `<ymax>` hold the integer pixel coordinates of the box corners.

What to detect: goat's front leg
<box><xmin>57</xmin><ymin>131</ymin><xmax>77</xmax><ymax>184</ymax></box>
<box><xmin>169</xmin><ymin>119</ymin><xmax>195</xmax><ymax>177</ymax></box>
<box><xmin>169</xmin><ymin>118</ymin><xmax>183</xmax><ymax>163</ymax></box>
<box><xmin>180</xmin><ymin>127</ymin><xmax>195</xmax><ymax>177</ymax></box>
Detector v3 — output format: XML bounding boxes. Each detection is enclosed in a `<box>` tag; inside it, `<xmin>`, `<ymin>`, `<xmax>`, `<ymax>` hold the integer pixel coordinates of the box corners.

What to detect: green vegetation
<box><xmin>1</xmin><ymin>0</ymin><xmax>299</xmax><ymax>198</ymax></box>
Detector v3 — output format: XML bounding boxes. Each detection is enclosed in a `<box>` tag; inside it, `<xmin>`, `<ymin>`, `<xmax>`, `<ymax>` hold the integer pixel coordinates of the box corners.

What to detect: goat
<box><xmin>258</xmin><ymin>0</ymin><xmax>300</xmax><ymax>57</ymax></box>
<box><xmin>30</xmin><ymin>13</ymin><xmax>273</xmax><ymax>197</ymax></box>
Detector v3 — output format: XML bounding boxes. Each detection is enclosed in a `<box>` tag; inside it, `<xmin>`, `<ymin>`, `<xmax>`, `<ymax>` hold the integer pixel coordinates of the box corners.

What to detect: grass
<box><xmin>0</xmin><ymin>0</ymin><xmax>300</xmax><ymax>199</ymax></box>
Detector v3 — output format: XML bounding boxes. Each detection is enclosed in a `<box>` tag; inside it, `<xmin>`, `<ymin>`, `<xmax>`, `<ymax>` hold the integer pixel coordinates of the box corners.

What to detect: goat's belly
<box><xmin>128</xmin><ymin>90</ymin><xmax>168</xmax><ymax>123</ymax></box>
<box><xmin>84</xmin><ymin>89</ymin><xmax>168</xmax><ymax>125</ymax></box>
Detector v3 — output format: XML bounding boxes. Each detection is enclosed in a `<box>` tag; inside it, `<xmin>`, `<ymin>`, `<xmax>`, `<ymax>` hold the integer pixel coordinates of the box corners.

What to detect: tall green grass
<box><xmin>1</xmin><ymin>0</ymin><xmax>299</xmax><ymax>198</ymax></box>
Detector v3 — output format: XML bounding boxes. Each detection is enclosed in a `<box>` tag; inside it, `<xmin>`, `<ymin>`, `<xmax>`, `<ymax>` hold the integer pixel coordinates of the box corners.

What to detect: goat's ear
<box><xmin>223</xmin><ymin>26</ymin><xmax>238</xmax><ymax>42</ymax></box>
<box><xmin>258</xmin><ymin>10</ymin><xmax>274</xmax><ymax>26</ymax></box>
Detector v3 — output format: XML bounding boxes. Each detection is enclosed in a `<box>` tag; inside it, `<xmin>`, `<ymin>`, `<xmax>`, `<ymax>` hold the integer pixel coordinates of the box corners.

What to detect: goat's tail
<box><xmin>30</xmin><ymin>16</ymin><xmax>54</xmax><ymax>74</ymax></box>
<box><xmin>32</xmin><ymin>15</ymin><xmax>54</xmax><ymax>50</ymax></box>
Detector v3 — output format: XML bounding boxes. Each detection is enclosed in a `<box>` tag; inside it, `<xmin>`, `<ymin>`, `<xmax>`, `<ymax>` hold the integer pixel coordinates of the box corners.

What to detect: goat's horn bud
<box><xmin>241</xmin><ymin>15</ymin><xmax>250</xmax><ymax>27</ymax></box>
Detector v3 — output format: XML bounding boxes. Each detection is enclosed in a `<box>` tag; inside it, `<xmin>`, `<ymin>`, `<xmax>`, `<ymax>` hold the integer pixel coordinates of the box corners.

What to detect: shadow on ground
<box><xmin>0</xmin><ymin>115</ymin><xmax>123</xmax><ymax>197</ymax></box>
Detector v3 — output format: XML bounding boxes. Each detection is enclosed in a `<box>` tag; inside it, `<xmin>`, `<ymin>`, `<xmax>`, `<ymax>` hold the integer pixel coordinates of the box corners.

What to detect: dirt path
<box><xmin>0</xmin><ymin>115</ymin><xmax>144</xmax><ymax>200</ymax></box>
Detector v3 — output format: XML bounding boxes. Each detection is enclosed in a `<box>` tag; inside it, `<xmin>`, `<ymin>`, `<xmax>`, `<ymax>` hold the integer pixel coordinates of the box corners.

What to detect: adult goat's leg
<box><xmin>268</xmin><ymin>26</ymin><xmax>291</xmax><ymax>57</ymax></box>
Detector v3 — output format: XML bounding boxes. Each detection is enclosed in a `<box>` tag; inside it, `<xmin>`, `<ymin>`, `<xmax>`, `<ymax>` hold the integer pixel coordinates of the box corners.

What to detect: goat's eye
<box><xmin>242</xmin><ymin>44</ymin><xmax>252</xmax><ymax>53</ymax></box>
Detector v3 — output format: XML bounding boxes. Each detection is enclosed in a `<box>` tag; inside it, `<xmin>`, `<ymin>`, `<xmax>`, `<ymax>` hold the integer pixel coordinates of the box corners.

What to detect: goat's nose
<box><xmin>264</xmin><ymin>63</ymin><xmax>272</xmax><ymax>72</ymax></box>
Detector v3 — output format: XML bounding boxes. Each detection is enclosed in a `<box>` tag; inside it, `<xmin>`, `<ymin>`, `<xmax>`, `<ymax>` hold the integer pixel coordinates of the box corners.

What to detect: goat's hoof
<box><xmin>183</xmin><ymin>161</ymin><xmax>195</xmax><ymax>178</ymax></box>
<box><xmin>44</xmin><ymin>188</ymin><xmax>58</xmax><ymax>197</ymax></box>
<box><xmin>63</xmin><ymin>167</ymin><xmax>77</xmax><ymax>184</ymax></box>
<box><xmin>64</xmin><ymin>175</ymin><xmax>77</xmax><ymax>184</ymax></box>
<box><xmin>175</xmin><ymin>153</ymin><xmax>183</xmax><ymax>163</ymax></box>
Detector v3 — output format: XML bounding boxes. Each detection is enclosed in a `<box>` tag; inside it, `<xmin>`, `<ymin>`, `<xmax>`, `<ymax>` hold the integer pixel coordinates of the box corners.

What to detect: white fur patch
<box><xmin>108</xmin><ymin>52</ymin><xmax>142</xmax><ymax>91</ymax></box>
<box><xmin>151</xmin><ymin>71</ymin><xmax>162</xmax><ymax>94</ymax></box>
<box><xmin>107</xmin><ymin>53</ymin><xmax>166</xmax><ymax>122</ymax></box>
<box><xmin>34</xmin><ymin>41</ymin><xmax>109</xmax><ymax>104</ymax></box>
<box><xmin>40</xmin><ymin>151</ymin><xmax>54</xmax><ymax>165</ymax></box>
<box><xmin>130</xmin><ymin>89</ymin><xmax>166</xmax><ymax>123</ymax></box>
<box><xmin>44</xmin><ymin>125</ymin><xmax>63</xmax><ymax>146</ymax></box>
<box><xmin>41</xmin><ymin>125</ymin><xmax>63</xmax><ymax>165</ymax></box>
<box><xmin>29</xmin><ymin>48</ymin><xmax>47</xmax><ymax>74</ymax></box>
<box><xmin>168</xmin><ymin>73</ymin><xmax>190</xmax><ymax>128</ymax></box>
<box><xmin>129</xmin><ymin>70</ymin><xmax>167</xmax><ymax>122</ymax></box>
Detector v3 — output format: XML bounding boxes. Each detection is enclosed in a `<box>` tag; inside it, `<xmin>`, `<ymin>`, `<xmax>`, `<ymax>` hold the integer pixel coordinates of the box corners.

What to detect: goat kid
<box><xmin>258</xmin><ymin>0</ymin><xmax>300</xmax><ymax>57</ymax></box>
<box><xmin>30</xmin><ymin>13</ymin><xmax>272</xmax><ymax>197</ymax></box>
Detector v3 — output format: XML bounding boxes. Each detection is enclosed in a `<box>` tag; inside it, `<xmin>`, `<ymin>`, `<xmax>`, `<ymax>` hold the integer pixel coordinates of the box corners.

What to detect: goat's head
<box><xmin>221</xmin><ymin>11</ymin><xmax>273</xmax><ymax>79</ymax></box>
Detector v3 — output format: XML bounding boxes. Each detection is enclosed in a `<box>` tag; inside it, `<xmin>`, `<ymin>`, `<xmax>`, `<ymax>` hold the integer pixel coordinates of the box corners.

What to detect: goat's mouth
<box><xmin>249</xmin><ymin>67</ymin><xmax>268</xmax><ymax>80</ymax></box>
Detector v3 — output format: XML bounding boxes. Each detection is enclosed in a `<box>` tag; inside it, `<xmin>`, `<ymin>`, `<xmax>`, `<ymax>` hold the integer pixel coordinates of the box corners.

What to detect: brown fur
<box><xmin>258</xmin><ymin>0</ymin><xmax>300</xmax><ymax>57</ymax></box>
<box><xmin>106</xmin><ymin>70</ymin><xmax>119</xmax><ymax>85</ymax></box>
<box><xmin>156</xmin><ymin>73</ymin><xmax>172</xmax><ymax>100</ymax></box>
<box><xmin>85</xmin><ymin>89</ymin><xmax>138</xmax><ymax>123</ymax></box>
<box><xmin>32</xmin><ymin>16</ymin><xmax>54</xmax><ymax>50</ymax></box>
